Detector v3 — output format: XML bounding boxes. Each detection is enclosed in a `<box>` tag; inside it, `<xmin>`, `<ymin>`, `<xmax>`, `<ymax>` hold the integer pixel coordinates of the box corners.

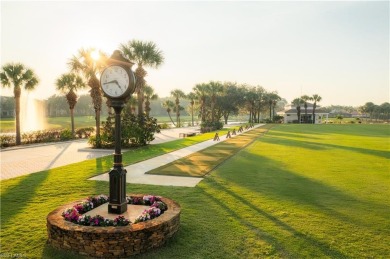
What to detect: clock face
<box><xmin>100</xmin><ymin>65</ymin><xmax>130</xmax><ymax>98</ymax></box>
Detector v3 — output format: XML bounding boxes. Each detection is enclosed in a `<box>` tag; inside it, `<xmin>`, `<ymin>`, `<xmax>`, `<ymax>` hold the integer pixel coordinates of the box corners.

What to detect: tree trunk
<box><xmin>312</xmin><ymin>103</ymin><xmax>316</xmax><ymax>124</ymax></box>
<box><xmin>191</xmin><ymin>104</ymin><xmax>194</xmax><ymax>126</ymax></box>
<box><xmin>70</xmin><ymin>108</ymin><xmax>75</xmax><ymax>138</ymax></box>
<box><xmin>168</xmin><ymin>112</ymin><xmax>176</xmax><ymax>127</ymax></box>
<box><xmin>15</xmin><ymin>94</ymin><xmax>21</xmax><ymax>145</ymax></box>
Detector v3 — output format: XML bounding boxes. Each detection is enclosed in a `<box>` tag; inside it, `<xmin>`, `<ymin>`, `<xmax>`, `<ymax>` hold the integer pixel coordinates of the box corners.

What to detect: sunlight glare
<box><xmin>91</xmin><ymin>50</ymin><xmax>100</xmax><ymax>61</ymax></box>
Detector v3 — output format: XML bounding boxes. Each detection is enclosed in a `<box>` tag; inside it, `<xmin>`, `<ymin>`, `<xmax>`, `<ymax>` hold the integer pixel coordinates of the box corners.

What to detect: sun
<box><xmin>90</xmin><ymin>50</ymin><xmax>100</xmax><ymax>61</ymax></box>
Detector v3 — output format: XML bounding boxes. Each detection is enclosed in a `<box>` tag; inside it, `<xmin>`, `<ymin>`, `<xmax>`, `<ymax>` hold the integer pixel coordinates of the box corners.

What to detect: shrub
<box><xmin>89</xmin><ymin>114</ymin><xmax>161</xmax><ymax>148</ymax></box>
<box><xmin>0</xmin><ymin>127</ymin><xmax>95</xmax><ymax>149</ymax></box>
<box><xmin>200</xmin><ymin>121</ymin><xmax>223</xmax><ymax>133</ymax></box>
<box><xmin>60</xmin><ymin>129</ymin><xmax>73</xmax><ymax>140</ymax></box>
<box><xmin>159</xmin><ymin>122</ymin><xmax>171</xmax><ymax>129</ymax></box>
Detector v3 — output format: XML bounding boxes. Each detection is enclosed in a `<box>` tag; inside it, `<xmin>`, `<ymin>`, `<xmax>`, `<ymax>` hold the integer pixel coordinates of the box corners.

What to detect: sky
<box><xmin>1</xmin><ymin>1</ymin><xmax>389</xmax><ymax>107</ymax></box>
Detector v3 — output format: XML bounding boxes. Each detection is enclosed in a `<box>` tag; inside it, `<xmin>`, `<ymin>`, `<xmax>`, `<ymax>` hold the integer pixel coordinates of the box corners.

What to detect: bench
<box><xmin>179</xmin><ymin>132</ymin><xmax>197</xmax><ymax>138</ymax></box>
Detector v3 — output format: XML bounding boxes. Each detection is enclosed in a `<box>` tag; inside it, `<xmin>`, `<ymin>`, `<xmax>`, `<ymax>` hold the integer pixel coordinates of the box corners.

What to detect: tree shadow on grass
<box><xmin>197</xmin><ymin>185</ymin><xmax>291</xmax><ymax>257</ymax></box>
<box><xmin>220</xmin><ymin>152</ymin><xmax>390</xmax><ymax>230</ymax></box>
<box><xmin>0</xmin><ymin>170</ymin><xmax>49</xmax><ymax>227</ymax></box>
<box><xmin>261</xmin><ymin>135</ymin><xmax>390</xmax><ymax>159</ymax></box>
<box><xmin>198</xmin><ymin>181</ymin><xmax>349</xmax><ymax>258</ymax></box>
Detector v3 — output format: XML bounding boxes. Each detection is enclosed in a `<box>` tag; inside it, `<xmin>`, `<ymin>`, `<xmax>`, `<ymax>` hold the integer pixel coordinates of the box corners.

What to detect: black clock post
<box><xmin>100</xmin><ymin>50</ymin><xmax>136</xmax><ymax>214</ymax></box>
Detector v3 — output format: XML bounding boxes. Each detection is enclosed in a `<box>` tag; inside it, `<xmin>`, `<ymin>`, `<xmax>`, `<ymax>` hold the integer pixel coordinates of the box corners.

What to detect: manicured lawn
<box><xmin>1</xmin><ymin>124</ymin><xmax>389</xmax><ymax>258</ymax></box>
<box><xmin>147</xmin><ymin>125</ymin><xmax>273</xmax><ymax>177</ymax></box>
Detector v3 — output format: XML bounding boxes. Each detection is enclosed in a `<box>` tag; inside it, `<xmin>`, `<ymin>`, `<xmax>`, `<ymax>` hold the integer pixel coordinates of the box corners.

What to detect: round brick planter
<box><xmin>47</xmin><ymin>195</ymin><xmax>181</xmax><ymax>258</ymax></box>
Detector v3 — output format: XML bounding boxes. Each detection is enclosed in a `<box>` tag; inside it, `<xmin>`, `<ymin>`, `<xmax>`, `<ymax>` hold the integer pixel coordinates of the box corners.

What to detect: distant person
<box><xmin>232</xmin><ymin>129</ymin><xmax>236</xmax><ymax>135</ymax></box>
<box><xmin>213</xmin><ymin>132</ymin><xmax>220</xmax><ymax>141</ymax></box>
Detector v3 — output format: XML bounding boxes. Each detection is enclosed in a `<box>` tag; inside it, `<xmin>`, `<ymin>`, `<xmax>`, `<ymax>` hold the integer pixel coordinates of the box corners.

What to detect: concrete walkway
<box><xmin>1</xmin><ymin>124</ymin><xmax>262</xmax><ymax>187</ymax></box>
<box><xmin>90</xmin><ymin>124</ymin><xmax>263</xmax><ymax>187</ymax></box>
<box><xmin>0</xmin><ymin>126</ymin><xmax>200</xmax><ymax>180</ymax></box>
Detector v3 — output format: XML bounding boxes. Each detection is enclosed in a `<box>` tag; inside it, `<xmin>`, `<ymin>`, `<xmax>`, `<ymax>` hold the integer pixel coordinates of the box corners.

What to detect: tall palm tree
<box><xmin>311</xmin><ymin>94</ymin><xmax>322</xmax><ymax>124</ymax></box>
<box><xmin>55</xmin><ymin>73</ymin><xmax>86</xmax><ymax>137</ymax></box>
<box><xmin>193</xmin><ymin>83</ymin><xmax>209</xmax><ymax>123</ymax></box>
<box><xmin>144</xmin><ymin>85</ymin><xmax>158</xmax><ymax>117</ymax></box>
<box><xmin>162</xmin><ymin>100</ymin><xmax>176</xmax><ymax>126</ymax></box>
<box><xmin>1</xmin><ymin>63</ymin><xmax>39</xmax><ymax>145</ymax></box>
<box><xmin>244</xmin><ymin>86</ymin><xmax>257</xmax><ymax>123</ymax></box>
<box><xmin>120</xmin><ymin>40</ymin><xmax>164</xmax><ymax>116</ymax></box>
<box><xmin>68</xmin><ymin>48</ymin><xmax>106</xmax><ymax>145</ymax></box>
<box><xmin>255</xmin><ymin>86</ymin><xmax>266</xmax><ymax>123</ymax></box>
<box><xmin>300</xmin><ymin>95</ymin><xmax>312</xmax><ymax>123</ymax></box>
<box><xmin>170</xmin><ymin>89</ymin><xmax>186</xmax><ymax>127</ymax></box>
<box><xmin>292</xmin><ymin>98</ymin><xmax>303</xmax><ymax>123</ymax></box>
<box><xmin>186</xmin><ymin>92</ymin><xmax>197</xmax><ymax>126</ymax></box>
<box><xmin>207</xmin><ymin>81</ymin><xmax>223</xmax><ymax>123</ymax></box>
<box><xmin>266</xmin><ymin>92</ymin><xmax>281</xmax><ymax>121</ymax></box>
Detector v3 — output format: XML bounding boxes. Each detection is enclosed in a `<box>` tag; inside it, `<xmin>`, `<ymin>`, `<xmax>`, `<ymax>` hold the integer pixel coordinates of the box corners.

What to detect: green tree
<box><xmin>311</xmin><ymin>94</ymin><xmax>322</xmax><ymax>124</ymax></box>
<box><xmin>162</xmin><ymin>100</ymin><xmax>176</xmax><ymax>126</ymax></box>
<box><xmin>68</xmin><ymin>48</ymin><xmax>106</xmax><ymax>146</ymax></box>
<box><xmin>193</xmin><ymin>83</ymin><xmax>209</xmax><ymax>123</ymax></box>
<box><xmin>55</xmin><ymin>73</ymin><xmax>86</xmax><ymax>137</ymax></box>
<box><xmin>186</xmin><ymin>92</ymin><xmax>197</xmax><ymax>126</ymax></box>
<box><xmin>300</xmin><ymin>95</ymin><xmax>312</xmax><ymax>123</ymax></box>
<box><xmin>266</xmin><ymin>92</ymin><xmax>281</xmax><ymax>121</ymax></box>
<box><xmin>207</xmin><ymin>81</ymin><xmax>223</xmax><ymax>123</ymax></box>
<box><xmin>360</xmin><ymin>102</ymin><xmax>376</xmax><ymax>122</ymax></box>
<box><xmin>144</xmin><ymin>85</ymin><xmax>158</xmax><ymax>117</ymax></box>
<box><xmin>120</xmin><ymin>40</ymin><xmax>164</xmax><ymax>116</ymax></box>
<box><xmin>170</xmin><ymin>89</ymin><xmax>186</xmax><ymax>127</ymax></box>
<box><xmin>0</xmin><ymin>63</ymin><xmax>39</xmax><ymax>145</ymax></box>
<box><xmin>292</xmin><ymin>98</ymin><xmax>303</xmax><ymax>123</ymax></box>
<box><xmin>217</xmin><ymin>82</ymin><xmax>243</xmax><ymax>124</ymax></box>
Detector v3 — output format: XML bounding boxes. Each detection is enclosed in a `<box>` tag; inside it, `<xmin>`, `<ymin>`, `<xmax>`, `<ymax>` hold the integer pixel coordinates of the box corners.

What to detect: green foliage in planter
<box><xmin>89</xmin><ymin>113</ymin><xmax>160</xmax><ymax>148</ymax></box>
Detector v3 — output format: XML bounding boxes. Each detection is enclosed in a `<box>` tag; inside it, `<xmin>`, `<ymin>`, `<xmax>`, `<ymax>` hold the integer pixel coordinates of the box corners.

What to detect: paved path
<box><xmin>0</xmin><ymin>126</ymin><xmax>200</xmax><ymax>180</ymax></box>
<box><xmin>1</xmin><ymin>124</ymin><xmax>262</xmax><ymax>187</ymax></box>
<box><xmin>90</xmin><ymin>124</ymin><xmax>263</xmax><ymax>187</ymax></box>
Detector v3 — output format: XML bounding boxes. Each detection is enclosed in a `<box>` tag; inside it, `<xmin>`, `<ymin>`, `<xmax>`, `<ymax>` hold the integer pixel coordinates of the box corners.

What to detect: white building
<box><xmin>282</xmin><ymin>103</ymin><xmax>329</xmax><ymax>124</ymax></box>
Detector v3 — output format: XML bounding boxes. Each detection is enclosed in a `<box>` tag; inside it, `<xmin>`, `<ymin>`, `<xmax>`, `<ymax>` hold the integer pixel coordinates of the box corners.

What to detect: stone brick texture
<box><xmin>47</xmin><ymin>194</ymin><xmax>181</xmax><ymax>258</ymax></box>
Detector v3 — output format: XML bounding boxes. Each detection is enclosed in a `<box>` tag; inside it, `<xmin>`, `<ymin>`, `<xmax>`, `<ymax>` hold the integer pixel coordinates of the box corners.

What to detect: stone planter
<box><xmin>47</xmin><ymin>195</ymin><xmax>181</xmax><ymax>258</ymax></box>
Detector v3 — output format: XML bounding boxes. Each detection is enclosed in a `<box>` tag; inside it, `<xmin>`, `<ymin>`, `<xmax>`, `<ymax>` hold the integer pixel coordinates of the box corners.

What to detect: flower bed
<box><xmin>61</xmin><ymin>194</ymin><xmax>167</xmax><ymax>226</ymax></box>
<box><xmin>47</xmin><ymin>194</ymin><xmax>181</xmax><ymax>258</ymax></box>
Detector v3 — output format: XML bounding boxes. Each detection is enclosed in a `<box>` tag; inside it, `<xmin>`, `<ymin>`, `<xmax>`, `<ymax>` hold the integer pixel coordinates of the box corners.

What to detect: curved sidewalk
<box><xmin>0</xmin><ymin>126</ymin><xmax>201</xmax><ymax>180</ymax></box>
<box><xmin>90</xmin><ymin>124</ymin><xmax>263</xmax><ymax>187</ymax></box>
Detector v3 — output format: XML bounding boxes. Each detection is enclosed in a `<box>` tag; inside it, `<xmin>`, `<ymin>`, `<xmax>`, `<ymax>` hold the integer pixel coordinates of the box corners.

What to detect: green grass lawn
<box><xmin>1</xmin><ymin>124</ymin><xmax>389</xmax><ymax>258</ymax></box>
<box><xmin>147</xmin><ymin>125</ymin><xmax>273</xmax><ymax>177</ymax></box>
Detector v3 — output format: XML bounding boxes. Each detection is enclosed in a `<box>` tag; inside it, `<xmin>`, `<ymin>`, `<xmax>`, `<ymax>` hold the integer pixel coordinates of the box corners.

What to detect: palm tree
<box><xmin>266</xmin><ymin>92</ymin><xmax>281</xmax><ymax>121</ymax></box>
<box><xmin>170</xmin><ymin>89</ymin><xmax>186</xmax><ymax>127</ymax></box>
<box><xmin>55</xmin><ymin>73</ymin><xmax>86</xmax><ymax>137</ymax></box>
<box><xmin>120</xmin><ymin>40</ymin><xmax>164</xmax><ymax>116</ymax></box>
<box><xmin>292</xmin><ymin>98</ymin><xmax>303</xmax><ymax>123</ymax></box>
<box><xmin>244</xmin><ymin>86</ymin><xmax>258</xmax><ymax>123</ymax></box>
<box><xmin>193</xmin><ymin>83</ymin><xmax>209</xmax><ymax>123</ymax></box>
<box><xmin>311</xmin><ymin>94</ymin><xmax>322</xmax><ymax>124</ymax></box>
<box><xmin>68</xmin><ymin>48</ymin><xmax>106</xmax><ymax>145</ymax></box>
<box><xmin>144</xmin><ymin>85</ymin><xmax>158</xmax><ymax>117</ymax></box>
<box><xmin>162</xmin><ymin>100</ymin><xmax>176</xmax><ymax>126</ymax></box>
<box><xmin>1</xmin><ymin>63</ymin><xmax>39</xmax><ymax>145</ymax></box>
<box><xmin>186</xmin><ymin>92</ymin><xmax>197</xmax><ymax>126</ymax></box>
<box><xmin>207</xmin><ymin>81</ymin><xmax>223</xmax><ymax>123</ymax></box>
<box><xmin>300</xmin><ymin>95</ymin><xmax>312</xmax><ymax>123</ymax></box>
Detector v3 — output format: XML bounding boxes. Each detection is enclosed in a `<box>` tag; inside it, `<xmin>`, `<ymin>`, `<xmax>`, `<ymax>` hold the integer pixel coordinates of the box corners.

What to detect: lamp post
<box><xmin>100</xmin><ymin>50</ymin><xmax>136</xmax><ymax>214</ymax></box>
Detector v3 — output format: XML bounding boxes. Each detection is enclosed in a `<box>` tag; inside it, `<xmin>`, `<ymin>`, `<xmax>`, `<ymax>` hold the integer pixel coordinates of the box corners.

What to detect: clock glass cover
<box><xmin>101</xmin><ymin>65</ymin><xmax>130</xmax><ymax>98</ymax></box>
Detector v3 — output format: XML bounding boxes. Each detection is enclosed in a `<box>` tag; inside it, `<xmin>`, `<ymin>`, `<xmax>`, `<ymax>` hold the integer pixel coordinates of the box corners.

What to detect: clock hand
<box><xmin>104</xmin><ymin>80</ymin><xmax>123</xmax><ymax>90</ymax></box>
